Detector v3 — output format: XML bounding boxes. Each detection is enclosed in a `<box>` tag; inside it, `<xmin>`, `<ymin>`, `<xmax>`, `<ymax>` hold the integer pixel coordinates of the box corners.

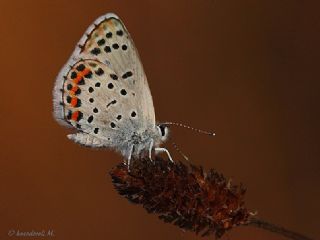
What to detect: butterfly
<box><xmin>53</xmin><ymin>13</ymin><xmax>215</xmax><ymax>167</ymax></box>
<box><xmin>53</xmin><ymin>13</ymin><xmax>175</xmax><ymax>166</ymax></box>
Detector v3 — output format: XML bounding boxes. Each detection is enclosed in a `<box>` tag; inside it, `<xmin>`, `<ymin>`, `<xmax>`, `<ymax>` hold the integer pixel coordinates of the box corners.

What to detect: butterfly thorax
<box><xmin>111</xmin><ymin>125</ymin><xmax>163</xmax><ymax>158</ymax></box>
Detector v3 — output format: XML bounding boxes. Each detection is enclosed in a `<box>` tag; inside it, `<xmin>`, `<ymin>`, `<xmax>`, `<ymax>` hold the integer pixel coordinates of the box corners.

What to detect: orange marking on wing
<box><xmin>70</xmin><ymin>86</ymin><xmax>79</xmax><ymax>95</ymax></box>
<box><xmin>71</xmin><ymin>97</ymin><xmax>78</xmax><ymax>107</ymax></box>
<box><xmin>106</xmin><ymin>21</ymin><xmax>115</xmax><ymax>30</ymax></box>
<box><xmin>82</xmin><ymin>68</ymin><xmax>90</xmax><ymax>75</ymax></box>
<box><xmin>73</xmin><ymin>68</ymin><xmax>90</xmax><ymax>84</ymax></box>
<box><xmin>73</xmin><ymin>75</ymin><xmax>82</xmax><ymax>84</ymax></box>
<box><xmin>71</xmin><ymin>111</ymin><xmax>79</xmax><ymax>121</ymax></box>
<box><xmin>72</xmin><ymin>68</ymin><xmax>91</xmax><ymax>84</ymax></box>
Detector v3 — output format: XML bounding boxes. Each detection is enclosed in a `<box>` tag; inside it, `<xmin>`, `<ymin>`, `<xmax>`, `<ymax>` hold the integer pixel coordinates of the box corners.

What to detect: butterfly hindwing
<box><xmin>62</xmin><ymin>59</ymin><xmax>144</xmax><ymax>146</ymax></box>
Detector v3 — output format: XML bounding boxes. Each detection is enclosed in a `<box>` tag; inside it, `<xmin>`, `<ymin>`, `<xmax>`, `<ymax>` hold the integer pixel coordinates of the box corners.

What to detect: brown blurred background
<box><xmin>0</xmin><ymin>0</ymin><xmax>319</xmax><ymax>239</ymax></box>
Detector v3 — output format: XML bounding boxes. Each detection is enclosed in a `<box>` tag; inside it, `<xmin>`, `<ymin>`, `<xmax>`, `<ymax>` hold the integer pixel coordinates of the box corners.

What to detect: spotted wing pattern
<box><xmin>62</xmin><ymin>59</ymin><xmax>141</xmax><ymax>146</ymax></box>
<box><xmin>79</xmin><ymin>15</ymin><xmax>155</xmax><ymax>127</ymax></box>
<box><xmin>53</xmin><ymin>13</ymin><xmax>156</xmax><ymax>148</ymax></box>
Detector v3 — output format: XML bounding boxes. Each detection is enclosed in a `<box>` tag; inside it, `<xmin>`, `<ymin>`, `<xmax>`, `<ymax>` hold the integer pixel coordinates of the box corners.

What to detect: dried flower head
<box><xmin>110</xmin><ymin>157</ymin><xmax>251</xmax><ymax>238</ymax></box>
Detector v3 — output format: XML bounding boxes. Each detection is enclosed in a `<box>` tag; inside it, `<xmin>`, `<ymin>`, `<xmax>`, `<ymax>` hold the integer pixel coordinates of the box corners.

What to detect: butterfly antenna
<box><xmin>171</xmin><ymin>141</ymin><xmax>189</xmax><ymax>161</ymax></box>
<box><xmin>163</xmin><ymin>122</ymin><xmax>216</xmax><ymax>137</ymax></box>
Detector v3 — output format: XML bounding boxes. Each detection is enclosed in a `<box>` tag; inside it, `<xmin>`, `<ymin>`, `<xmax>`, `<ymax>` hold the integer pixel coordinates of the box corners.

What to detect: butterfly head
<box><xmin>156</xmin><ymin>124</ymin><xmax>170</xmax><ymax>142</ymax></box>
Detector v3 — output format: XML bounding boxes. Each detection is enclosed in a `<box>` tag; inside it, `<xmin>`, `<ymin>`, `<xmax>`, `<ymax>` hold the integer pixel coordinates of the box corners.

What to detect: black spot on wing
<box><xmin>95</xmin><ymin>68</ymin><xmax>104</xmax><ymax>76</ymax></box>
<box><xmin>122</xmin><ymin>71</ymin><xmax>133</xmax><ymax>79</ymax></box>
<box><xmin>106</xmin><ymin>32</ymin><xmax>112</xmax><ymax>38</ymax></box>
<box><xmin>97</xmin><ymin>39</ymin><xmax>105</xmax><ymax>46</ymax></box>
<box><xmin>71</xmin><ymin>71</ymin><xmax>77</xmax><ymax>79</ymax></box>
<box><xmin>106</xmin><ymin>100</ymin><xmax>117</xmax><ymax>108</ymax></box>
<box><xmin>84</xmin><ymin>71</ymin><xmax>93</xmax><ymax>78</ymax></box>
<box><xmin>110</xmin><ymin>74</ymin><xmax>118</xmax><ymax>80</ymax></box>
<box><xmin>104</xmin><ymin>46</ymin><xmax>111</xmax><ymax>53</ymax></box>
<box><xmin>87</xmin><ymin>115</ymin><xmax>94</xmax><ymax>123</ymax></box>
<box><xmin>76</xmin><ymin>64</ymin><xmax>85</xmax><ymax>71</ymax></box>
<box><xmin>116</xmin><ymin>30</ymin><xmax>123</xmax><ymax>36</ymax></box>
<box><xmin>120</xmin><ymin>89</ymin><xmax>127</xmax><ymax>96</ymax></box>
<box><xmin>112</xmin><ymin>43</ymin><xmax>119</xmax><ymax>49</ymax></box>
<box><xmin>131</xmin><ymin>111</ymin><xmax>137</xmax><ymax>118</ymax></box>
<box><xmin>108</xmin><ymin>83</ymin><xmax>114</xmax><ymax>89</ymax></box>
<box><xmin>91</xmin><ymin>48</ymin><xmax>101</xmax><ymax>55</ymax></box>
<box><xmin>67</xmin><ymin>111</ymin><xmax>72</xmax><ymax>120</ymax></box>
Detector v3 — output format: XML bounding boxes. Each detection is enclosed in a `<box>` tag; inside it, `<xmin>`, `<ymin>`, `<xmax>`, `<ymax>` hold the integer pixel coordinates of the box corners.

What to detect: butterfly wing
<box><xmin>53</xmin><ymin>13</ymin><xmax>156</xmax><ymax>132</ymax></box>
<box><xmin>59</xmin><ymin>59</ymin><xmax>145</xmax><ymax>152</ymax></box>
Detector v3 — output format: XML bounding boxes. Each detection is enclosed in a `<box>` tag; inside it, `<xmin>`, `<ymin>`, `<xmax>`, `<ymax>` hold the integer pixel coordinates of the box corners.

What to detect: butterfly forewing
<box><xmin>80</xmin><ymin>18</ymin><xmax>134</xmax><ymax>73</ymax></box>
<box><xmin>78</xmin><ymin>15</ymin><xmax>156</xmax><ymax>127</ymax></box>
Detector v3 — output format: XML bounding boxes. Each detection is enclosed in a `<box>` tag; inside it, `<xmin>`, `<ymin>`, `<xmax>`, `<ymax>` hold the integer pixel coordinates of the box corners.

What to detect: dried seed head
<box><xmin>110</xmin><ymin>157</ymin><xmax>251</xmax><ymax>238</ymax></box>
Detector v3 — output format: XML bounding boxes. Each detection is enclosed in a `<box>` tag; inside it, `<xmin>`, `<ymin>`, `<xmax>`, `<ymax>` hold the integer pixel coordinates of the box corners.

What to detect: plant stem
<box><xmin>249</xmin><ymin>217</ymin><xmax>314</xmax><ymax>240</ymax></box>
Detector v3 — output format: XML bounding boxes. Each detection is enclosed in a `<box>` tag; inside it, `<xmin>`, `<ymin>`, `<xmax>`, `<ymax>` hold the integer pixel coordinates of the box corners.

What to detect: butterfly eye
<box><xmin>157</xmin><ymin>125</ymin><xmax>169</xmax><ymax>141</ymax></box>
<box><xmin>159</xmin><ymin>125</ymin><xmax>166</xmax><ymax>137</ymax></box>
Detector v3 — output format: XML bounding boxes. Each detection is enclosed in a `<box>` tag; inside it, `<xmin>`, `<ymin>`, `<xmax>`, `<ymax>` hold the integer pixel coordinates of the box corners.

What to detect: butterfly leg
<box><xmin>148</xmin><ymin>139</ymin><xmax>154</xmax><ymax>162</ymax></box>
<box><xmin>154</xmin><ymin>147</ymin><xmax>174</xmax><ymax>163</ymax></box>
<box><xmin>127</xmin><ymin>144</ymin><xmax>134</xmax><ymax>171</ymax></box>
